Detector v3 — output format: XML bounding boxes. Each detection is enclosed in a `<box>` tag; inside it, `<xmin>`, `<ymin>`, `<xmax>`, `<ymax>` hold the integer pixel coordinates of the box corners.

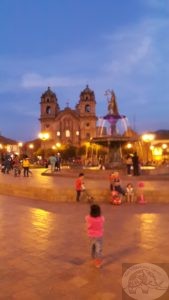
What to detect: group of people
<box><xmin>1</xmin><ymin>154</ymin><xmax>32</xmax><ymax>177</ymax></box>
<box><xmin>109</xmin><ymin>171</ymin><xmax>134</xmax><ymax>204</ymax></box>
<box><xmin>75</xmin><ymin>171</ymin><xmax>135</xmax><ymax>205</ymax></box>
<box><xmin>48</xmin><ymin>153</ymin><xmax>61</xmax><ymax>173</ymax></box>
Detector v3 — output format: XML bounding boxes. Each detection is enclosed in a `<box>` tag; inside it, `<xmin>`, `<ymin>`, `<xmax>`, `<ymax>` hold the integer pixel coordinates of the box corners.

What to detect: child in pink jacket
<box><xmin>85</xmin><ymin>204</ymin><xmax>105</xmax><ymax>268</ymax></box>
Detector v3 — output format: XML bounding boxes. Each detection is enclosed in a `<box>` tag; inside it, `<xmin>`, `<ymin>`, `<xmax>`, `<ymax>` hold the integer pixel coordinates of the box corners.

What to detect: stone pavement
<box><xmin>0</xmin><ymin>195</ymin><xmax>169</xmax><ymax>300</ymax></box>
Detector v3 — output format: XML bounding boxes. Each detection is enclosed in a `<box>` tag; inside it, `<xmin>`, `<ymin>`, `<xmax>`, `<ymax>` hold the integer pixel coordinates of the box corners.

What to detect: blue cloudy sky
<box><xmin>0</xmin><ymin>0</ymin><xmax>169</xmax><ymax>141</ymax></box>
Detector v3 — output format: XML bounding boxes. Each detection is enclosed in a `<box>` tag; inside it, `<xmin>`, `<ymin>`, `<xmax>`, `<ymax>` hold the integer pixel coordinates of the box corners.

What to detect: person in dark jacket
<box><xmin>132</xmin><ymin>152</ymin><xmax>140</xmax><ymax>176</ymax></box>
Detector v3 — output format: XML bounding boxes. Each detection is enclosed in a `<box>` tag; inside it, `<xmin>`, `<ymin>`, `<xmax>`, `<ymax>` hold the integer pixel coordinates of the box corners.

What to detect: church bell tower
<box><xmin>39</xmin><ymin>87</ymin><xmax>60</xmax><ymax>133</ymax></box>
<box><xmin>76</xmin><ymin>85</ymin><xmax>97</xmax><ymax>142</ymax></box>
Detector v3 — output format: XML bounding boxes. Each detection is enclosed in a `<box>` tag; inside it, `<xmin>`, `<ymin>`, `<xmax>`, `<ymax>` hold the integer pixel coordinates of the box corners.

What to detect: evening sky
<box><xmin>0</xmin><ymin>0</ymin><xmax>169</xmax><ymax>141</ymax></box>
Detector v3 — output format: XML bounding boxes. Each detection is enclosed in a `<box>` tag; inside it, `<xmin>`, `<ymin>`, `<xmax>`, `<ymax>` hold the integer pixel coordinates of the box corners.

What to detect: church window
<box><xmin>56</xmin><ymin>131</ymin><xmax>60</xmax><ymax>136</ymax></box>
<box><xmin>85</xmin><ymin>96</ymin><xmax>88</xmax><ymax>100</ymax></box>
<box><xmin>46</xmin><ymin>98</ymin><xmax>50</xmax><ymax>103</ymax></box>
<box><xmin>46</xmin><ymin>106</ymin><xmax>51</xmax><ymax>114</ymax></box>
<box><xmin>45</xmin><ymin>124</ymin><xmax>50</xmax><ymax>128</ymax></box>
<box><xmin>85</xmin><ymin>104</ymin><xmax>90</xmax><ymax>112</ymax></box>
<box><xmin>86</xmin><ymin>123</ymin><xmax>90</xmax><ymax>127</ymax></box>
<box><xmin>65</xmin><ymin>130</ymin><xmax>70</xmax><ymax>137</ymax></box>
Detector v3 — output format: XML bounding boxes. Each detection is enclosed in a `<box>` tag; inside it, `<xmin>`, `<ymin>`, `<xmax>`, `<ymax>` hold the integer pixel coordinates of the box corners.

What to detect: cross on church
<box><xmin>66</xmin><ymin>100</ymin><xmax>69</xmax><ymax>107</ymax></box>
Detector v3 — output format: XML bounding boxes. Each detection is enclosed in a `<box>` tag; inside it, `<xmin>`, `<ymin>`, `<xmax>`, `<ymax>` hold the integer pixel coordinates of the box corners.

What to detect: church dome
<box><xmin>80</xmin><ymin>85</ymin><xmax>96</xmax><ymax>102</ymax></box>
<box><xmin>41</xmin><ymin>87</ymin><xmax>56</xmax><ymax>98</ymax></box>
<box><xmin>81</xmin><ymin>85</ymin><xmax>94</xmax><ymax>95</ymax></box>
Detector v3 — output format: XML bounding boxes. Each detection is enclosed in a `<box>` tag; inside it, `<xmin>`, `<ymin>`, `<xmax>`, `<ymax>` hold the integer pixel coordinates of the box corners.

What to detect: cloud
<box><xmin>21</xmin><ymin>73</ymin><xmax>86</xmax><ymax>89</ymax></box>
<box><xmin>0</xmin><ymin>15</ymin><xmax>169</xmax><ymax>134</ymax></box>
<box><xmin>99</xmin><ymin>17</ymin><xmax>169</xmax><ymax>105</ymax></box>
<box><xmin>103</xmin><ymin>17</ymin><xmax>169</xmax><ymax>74</ymax></box>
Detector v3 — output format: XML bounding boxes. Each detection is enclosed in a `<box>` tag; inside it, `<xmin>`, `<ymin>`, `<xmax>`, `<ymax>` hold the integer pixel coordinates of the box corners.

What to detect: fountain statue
<box><xmin>107</xmin><ymin>90</ymin><xmax>119</xmax><ymax>115</ymax></box>
<box><xmin>90</xmin><ymin>89</ymin><xmax>138</xmax><ymax>167</ymax></box>
<box><xmin>103</xmin><ymin>90</ymin><xmax>126</xmax><ymax>136</ymax></box>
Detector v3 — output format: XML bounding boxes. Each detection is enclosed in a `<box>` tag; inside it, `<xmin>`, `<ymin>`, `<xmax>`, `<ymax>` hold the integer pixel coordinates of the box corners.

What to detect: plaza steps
<box><xmin>0</xmin><ymin>168</ymin><xmax>169</xmax><ymax>203</ymax></box>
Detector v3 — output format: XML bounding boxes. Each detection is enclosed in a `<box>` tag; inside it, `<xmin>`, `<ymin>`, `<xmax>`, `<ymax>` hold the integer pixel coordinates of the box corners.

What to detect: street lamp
<box><xmin>29</xmin><ymin>143</ymin><xmax>34</xmax><ymax>159</ymax></box>
<box><xmin>161</xmin><ymin>144</ymin><xmax>168</xmax><ymax>162</ymax></box>
<box><xmin>142</xmin><ymin>133</ymin><xmax>155</xmax><ymax>163</ymax></box>
<box><xmin>18</xmin><ymin>142</ymin><xmax>23</xmax><ymax>156</ymax></box>
<box><xmin>56</xmin><ymin>142</ymin><xmax>61</xmax><ymax>149</ymax></box>
<box><xmin>85</xmin><ymin>142</ymin><xmax>90</xmax><ymax>159</ymax></box>
<box><xmin>29</xmin><ymin>143</ymin><xmax>34</xmax><ymax>150</ymax></box>
<box><xmin>162</xmin><ymin>144</ymin><xmax>167</xmax><ymax>150</ymax></box>
<box><xmin>38</xmin><ymin>132</ymin><xmax>49</xmax><ymax>160</ymax></box>
<box><xmin>38</xmin><ymin>132</ymin><xmax>49</xmax><ymax>141</ymax></box>
<box><xmin>126</xmin><ymin>143</ymin><xmax>132</xmax><ymax>149</ymax></box>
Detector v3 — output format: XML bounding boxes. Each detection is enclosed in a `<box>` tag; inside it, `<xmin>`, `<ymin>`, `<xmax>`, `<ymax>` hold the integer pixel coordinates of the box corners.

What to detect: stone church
<box><xmin>39</xmin><ymin>85</ymin><xmax>97</xmax><ymax>147</ymax></box>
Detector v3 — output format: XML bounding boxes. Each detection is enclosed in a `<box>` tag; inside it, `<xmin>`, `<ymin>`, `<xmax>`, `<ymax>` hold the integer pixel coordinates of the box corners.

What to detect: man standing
<box><xmin>132</xmin><ymin>152</ymin><xmax>140</xmax><ymax>176</ymax></box>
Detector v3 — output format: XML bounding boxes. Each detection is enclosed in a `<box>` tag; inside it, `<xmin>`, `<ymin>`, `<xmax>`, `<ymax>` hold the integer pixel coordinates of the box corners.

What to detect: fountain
<box><xmin>91</xmin><ymin>90</ymin><xmax>138</xmax><ymax>167</ymax></box>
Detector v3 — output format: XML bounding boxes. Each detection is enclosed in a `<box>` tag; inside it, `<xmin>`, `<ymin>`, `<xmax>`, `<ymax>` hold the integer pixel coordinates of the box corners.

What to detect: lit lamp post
<box><xmin>162</xmin><ymin>144</ymin><xmax>168</xmax><ymax>162</ymax></box>
<box><xmin>162</xmin><ymin>143</ymin><xmax>167</xmax><ymax>150</ymax></box>
<box><xmin>56</xmin><ymin>142</ymin><xmax>61</xmax><ymax>151</ymax></box>
<box><xmin>126</xmin><ymin>143</ymin><xmax>132</xmax><ymax>149</ymax></box>
<box><xmin>142</xmin><ymin>133</ymin><xmax>155</xmax><ymax>164</ymax></box>
<box><xmin>52</xmin><ymin>145</ymin><xmax>56</xmax><ymax>151</ymax></box>
<box><xmin>52</xmin><ymin>143</ymin><xmax>61</xmax><ymax>153</ymax></box>
<box><xmin>18</xmin><ymin>142</ymin><xmax>23</xmax><ymax>156</ymax></box>
<box><xmin>85</xmin><ymin>142</ymin><xmax>90</xmax><ymax>159</ymax></box>
<box><xmin>38</xmin><ymin>132</ymin><xmax>49</xmax><ymax>160</ymax></box>
<box><xmin>126</xmin><ymin>143</ymin><xmax>133</xmax><ymax>154</ymax></box>
<box><xmin>29</xmin><ymin>143</ymin><xmax>34</xmax><ymax>159</ymax></box>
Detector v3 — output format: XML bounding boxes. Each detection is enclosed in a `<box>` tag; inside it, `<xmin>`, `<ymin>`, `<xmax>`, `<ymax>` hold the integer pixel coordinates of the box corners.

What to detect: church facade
<box><xmin>39</xmin><ymin>85</ymin><xmax>97</xmax><ymax>147</ymax></box>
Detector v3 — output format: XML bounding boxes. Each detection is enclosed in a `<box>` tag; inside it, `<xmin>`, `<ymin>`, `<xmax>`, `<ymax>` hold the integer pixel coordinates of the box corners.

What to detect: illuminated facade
<box><xmin>39</xmin><ymin>86</ymin><xmax>97</xmax><ymax>147</ymax></box>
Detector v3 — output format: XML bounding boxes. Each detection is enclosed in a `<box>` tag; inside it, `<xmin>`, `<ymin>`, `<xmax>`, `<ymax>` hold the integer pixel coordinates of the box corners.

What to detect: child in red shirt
<box><xmin>75</xmin><ymin>173</ymin><xmax>85</xmax><ymax>202</ymax></box>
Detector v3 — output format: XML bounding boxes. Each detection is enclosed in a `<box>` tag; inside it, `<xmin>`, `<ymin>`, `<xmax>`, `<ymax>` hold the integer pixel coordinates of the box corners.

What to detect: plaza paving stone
<box><xmin>0</xmin><ymin>168</ymin><xmax>169</xmax><ymax>299</ymax></box>
<box><xmin>0</xmin><ymin>193</ymin><xmax>169</xmax><ymax>299</ymax></box>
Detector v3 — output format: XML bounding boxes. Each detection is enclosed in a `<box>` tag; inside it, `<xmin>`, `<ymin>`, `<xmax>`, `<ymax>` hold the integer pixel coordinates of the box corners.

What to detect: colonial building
<box><xmin>0</xmin><ymin>135</ymin><xmax>18</xmax><ymax>154</ymax></box>
<box><xmin>39</xmin><ymin>85</ymin><xmax>97</xmax><ymax>147</ymax></box>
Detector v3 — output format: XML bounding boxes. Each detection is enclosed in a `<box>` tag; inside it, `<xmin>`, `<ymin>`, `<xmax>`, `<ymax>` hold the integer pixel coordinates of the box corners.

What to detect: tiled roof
<box><xmin>0</xmin><ymin>135</ymin><xmax>17</xmax><ymax>145</ymax></box>
<box><xmin>154</xmin><ymin>130</ymin><xmax>169</xmax><ymax>139</ymax></box>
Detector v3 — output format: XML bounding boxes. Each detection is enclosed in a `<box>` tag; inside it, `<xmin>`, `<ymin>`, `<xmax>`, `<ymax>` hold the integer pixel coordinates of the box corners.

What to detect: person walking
<box><xmin>85</xmin><ymin>204</ymin><xmax>105</xmax><ymax>268</ymax></box>
<box><xmin>22</xmin><ymin>157</ymin><xmax>30</xmax><ymax>177</ymax></box>
<box><xmin>13</xmin><ymin>154</ymin><xmax>21</xmax><ymax>176</ymax></box>
<box><xmin>75</xmin><ymin>173</ymin><xmax>85</xmax><ymax>202</ymax></box>
<box><xmin>3</xmin><ymin>154</ymin><xmax>11</xmax><ymax>174</ymax></box>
